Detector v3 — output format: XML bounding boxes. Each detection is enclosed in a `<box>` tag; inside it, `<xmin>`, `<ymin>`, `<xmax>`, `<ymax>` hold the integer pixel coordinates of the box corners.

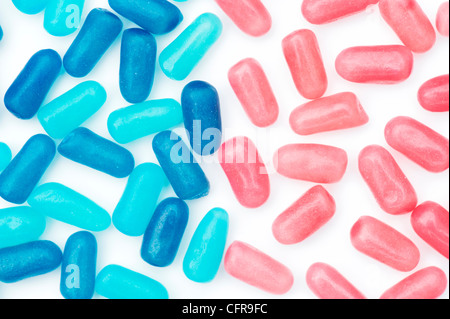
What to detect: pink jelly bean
<box><xmin>306</xmin><ymin>263</ymin><xmax>367</xmax><ymax>299</ymax></box>
<box><xmin>224</xmin><ymin>241</ymin><xmax>294</xmax><ymax>295</ymax></box>
<box><xmin>380</xmin><ymin>267</ymin><xmax>448</xmax><ymax>299</ymax></box>
<box><xmin>282</xmin><ymin>29</ymin><xmax>328</xmax><ymax>99</ymax></box>
<box><xmin>219</xmin><ymin>137</ymin><xmax>270</xmax><ymax>208</ymax></box>
<box><xmin>379</xmin><ymin>0</ymin><xmax>436</xmax><ymax>53</ymax></box>
<box><xmin>228</xmin><ymin>58</ymin><xmax>279</xmax><ymax>127</ymax></box>
<box><xmin>272</xmin><ymin>186</ymin><xmax>336</xmax><ymax>245</ymax></box>
<box><xmin>418</xmin><ymin>75</ymin><xmax>449</xmax><ymax>113</ymax></box>
<box><xmin>351</xmin><ymin>216</ymin><xmax>420</xmax><ymax>272</ymax></box>
<box><xmin>437</xmin><ymin>2</ymin><xmax>449</xmax><ymax>37</ymax></box>
<box><xmin>385</xmin><ymin>116</ymin><xmax>449</xmax><ymax>173</ymax></box>
<box><xmin>335</xmin><ymin>45</ymin><xmax>413</xmax><ymax>84</ymax></box>
<box><xmin>359</xmin><ymin>145</ymin><xmax>418</xmax><ymax>215</ymax></box>
<box><xmin>411</xmin><ymin>201</ymin><xmax>449</xmax><ymax>259</ymax></box>
<box><xmin>289</xmin><ymin>92</ymin><xmax>369</xmax><ymax>136</ymax></box>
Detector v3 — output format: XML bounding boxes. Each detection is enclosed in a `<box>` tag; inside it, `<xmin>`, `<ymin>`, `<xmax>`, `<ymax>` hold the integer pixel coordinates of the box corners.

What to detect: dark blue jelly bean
<box><xmin>0</xmin><ymin>134</ymin><xmax>56</xmax><ymax>204</ymax></box>
<box><xmin>58</xmin><ymin>127</ymin><xmax>135</xmax><ymax>178</ymax></box>
<box><xmin>60</xmin><ymin>231</ymin><xmax>97</xmax><ymax>299</ymax></box>
<box><xmin>141</xmin><ymin>198</ymin><xmax>189</xmax><ymax>267</ymax></box>
<box><xmin>0</xmin><ymin>240</ymin><xmax>62</xmax><ymax>283</ymax></box>
<box><xmin>63</xmin><ymin>8</ymin><xmax>122</xmax><ymax>77</ymax></box>
<box><xmin>4</xmin><ymin>49</ymin><xmax>62</xmax><ymax>119</ymax></box>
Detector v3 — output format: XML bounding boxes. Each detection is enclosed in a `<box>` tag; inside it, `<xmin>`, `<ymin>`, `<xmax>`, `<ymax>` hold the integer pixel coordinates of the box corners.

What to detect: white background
<box><xmin>0</xmin><ymin>0</ymin><xmax>448</xmax><ymax>299</ymax></box>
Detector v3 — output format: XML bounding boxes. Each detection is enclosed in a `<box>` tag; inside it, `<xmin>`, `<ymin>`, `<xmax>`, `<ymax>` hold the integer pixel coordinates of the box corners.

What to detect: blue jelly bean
<box><xmin>96</xmin><ymin>264</ymin><xmax>169</xmax><ymax>299</ymax></box>
<box><xmin>4</xmin><ymin>49</ymin><xmax>62</xmax><ymax>119</ymax></box>
<box><xmin>0</xmin><ymin>240</ymin><xmax>62</xmax><ymax>283</ymax></box>
<box><xmin>63</xmin><ymin>8</ymin><xmax>122</xmax><ymax>78</ymax></box>
<box><xmin>12</xmin><ymin>0</ymin><xmax>50</xmax><ymax>15</ymax></box>
<box><xmin>60</xmin><ymin>231</ymin><xmax>97</xmax><ymax>299</ymax></box>
<box><xmin>0</xmin><ymin>134</ymin><xmax>56</xmax><ymax>204</ymax></box>
<box><xmin>159</xmin><ymin>13</ymin><xmax>222</xmax><ymax>81</ymax></box>
<box><xmin>181</xmin><ymin>81</ymin><xmax>222</xmax><ymax>155</ymax></box>
<box><xmin>58</xmin><ymin>127</ymin><xmax>135</xmax><ymax>178</ymax></box>
<box><xmin>108</xmin><ymin>0</ymin><xmax>182</xmax><ymax>35</ymax></box>
<box><xmin>0</xmin><ymin>142</ymin><xmax>12</xmax><ymax>172</ymax></box>
<box><xmin>0</xmin><ymin>25</ymin><xmax>3</xmax><ymax>41</ymax></box>
<box><xmin>183</xmin><ymin>208</ymin><xmax>229</xmax><ymax>283</ymax></box>
<box><xmin>44</xmin><ymin>0</ymin><xmax>85</xmax><ymax>36</ymax></box>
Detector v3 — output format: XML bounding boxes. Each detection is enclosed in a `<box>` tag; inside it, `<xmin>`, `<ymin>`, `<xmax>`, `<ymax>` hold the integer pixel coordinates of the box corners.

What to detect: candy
<box><xmin>0</xmin><ymin>134</ymin><xmax>56</xmax><ymax>204</ymax></box>
<box><xmin>4</xmin><ymin>49</ymin><xmax>62</xmax><ymax>119</ymax></box>
<box><xmin>335</xmin><ymin>45</ymin><xmax>413</xmax><ymax>84</ymax></box>
<box><xmin>183</xmin><ymin>208</ymin><xmax>228</xmax><ymax>283</ymax></box>
<box><xmin>418</xmin><ymin>75</ymin><xmax>449</xmax><ymax>112</ymax></box>
<box><xmin>44</xmin><ymin>0</ymin><xmax>85</xmax><ymax>37</ymax></box>
<box><xmin>437</xmin><ymin>2</ymin><xmax>449</xmax><ymax>37</ymax></box>
<box><xmin>358</xmin><ymin>145</ymin><xmax>418</xmax><ymax>215</ymax></box>
<box><xmin>12</xmin><ymin>0</ymin><xmax>50</xmax><ymax>15</ymax></box>
<box><xmin>58</xmin><ymin>127</ymin><xmax>135</xmax><ymax>178</ymax></box>
<box><xmin>159</xmin><ymin>13</ymin><xmax>222</xmax><ymax>81</ymax></box>
<box><xmin>224</xmin><ymin>241</ymin><xmax>294</xmax><ymax>295</ymax></box>
<box><xmin>272</xmin><ymin>186</ymin><xmax>335</xmax><ymax>245</ymax></box>
<box><xmin>385</xmin><ymin>116</ymin><xmax>449</xmax><ymax>173</ymax></box>
<box><xmin>350</xmin><ymin>216</ymin><xmax>420</xmax><ymax>272</ymax></box>
<box><xmin>141</xmin><ymin>198</ymin><xmax>189</xmax><ymax>267</ymax></box>
<box><xmin>289</xmin><ymin>92</ymin><xmax>369</xmax><ymax>136</ymax></box>
<box><xmin>219</xmin><ymin>137</ymin><xmax>270</xmax><ymax>208</ymax></box>
<box><xmin>0</xmin><ymin>142</ymin><xmax>12</xmax><ymax>172</ymax></box>
<box><xmin>228</xmin><ymin>58</ymin><xmax>279</xmax><ymax>127</ymax></box>
<box><xmin>282</xmin><ymin>29</ymin><xmax>327</xmax><ymax>99</ymax></box>
<box><xmin>63</xmin><ymin>8</ymin><xmax>122</xmax><ymax>78</ymax></box>
<box><xmin>60</xmin><ymin>231</ymin><xmax>97</xmax><ymax>299</ymax></box>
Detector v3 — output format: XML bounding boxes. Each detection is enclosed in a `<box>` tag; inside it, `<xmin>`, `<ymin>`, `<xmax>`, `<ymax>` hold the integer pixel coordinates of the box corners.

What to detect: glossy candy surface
<box><xmin>0</xmin><ymin>142</ymin><xmax>12</xmax><ymax>172</ymax></box>
<box><xmin>12</xmin><ymin>0</ymin><xmax>50</xmax><ymax>15</ymax></box>
<box><xmin>418</xmin><ymin>75</ymin><xmax>449</xmax><ymax>112</ymax></box>
<box><xmin>44</xmin><ymin>0</ymin><xmax>85</xmax><ymax>36</ymax></box>
<box><xmin>437</xmin><ymin>2</ymin><xmax>449</xmax><ymax>37</ymax></box>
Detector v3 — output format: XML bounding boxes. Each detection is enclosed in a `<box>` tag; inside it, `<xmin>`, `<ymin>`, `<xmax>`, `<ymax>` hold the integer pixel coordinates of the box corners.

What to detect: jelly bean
<box><xmin>58</xmin><ymin>127</ymin><xmax>135</xmax><ymax>178</ymax></box>
<box><xmin>380</xmin><ymin>267</ymin><xmax>448</xmax><ymax>299</ymax></box>
<box><xmin>219</xmin><ymin>137</ymin><xmax>270</xmax><ymax>208</ymax></box>
<box><xmin>358</xmin><ymin>145</ymin><xmax>418</xmax><ymax>215</ymax></box>
<box><xmin>28</xmin><ymin>183</ymin><xmax>111</xmax><ymax>232</ymax></box>
<box><xmin>183</xmin><ymin>208</ymin><xmax>228</xmax><ymax>283</ymax></box>
<box><xmin>350</xmin><ymin>216</ymin><xmax>420</xmax><ymax>272</ymax></box>
<box><xmin>274</xmin><ymin>144</ymin><xmax>348</xmax><ymax>183</ymax></box>
<box><xmin>0</xmin><ymin>134</ymin><xmax>56</xmax><ymax>204</ymax></box>
<box><xmin>411</xmin><ymin>201</ymin><xmax>449</xmax><ymax>259</ymax></box>
<box><xmin>0</xmin><ymin>207</ymin><xmax>46</xmax><ymax>249</ymax></box>
<box><xmin>108</xmin><ymin>0</ymin><xmax>182</xmax><ymax>35</ymax></box>
<box><xmin>44</xmin><ymin>0</ymin><xmax>85</xmax><ymax>37</ymax></box>
<box><xmin>379</xmin><ymin>0</ymin><xmax>436</xmax><ymax>53</ymax></box>
<box><xmin>108</xmin><ymin>99</ymin><xmax>183</xmax><ymax>144</ymax></box>
<box><xmin>159</xmin><ymin>13</ymin><xmax>222</xmax><ymax>81</ymax></box>
<box><xmin>385</xmin><ymin>116</ymin><xmax>449</xmax><ymax>173</ymax></box>
<box><xmin>214</xmin><ymin>0</ymin><xmax>271</xmax><ymax>36</ymax></box>
<box><xmin>228</xmin><ymin>58</ymin><xmax>279</xmax><ymax>127</ymax></box>
<box><xmin>181</xmin><ymin>81</ymin><xmax>222</xmax><ymax>155</ymax></box>
<box><xmin>272</xmin><ymin>186</ymin><xmax>336</xmax><ymax>245</ymax></box>
<box><xmin>4</xmin><ymin>49</ymin><xmax>62</xmax><ymax>119</ymax></box>
<box><xmin>306</xmin><ymin>263</ymin><xmax>366</xmax><ymax>299</ymax></box>
<box><xmin>12</xmin><ymin>0</ymin><xmax>50</xmax><ymax>15</ymax></box>
<box><xmin>113</xmin><ymin>163</ymin><xmax>167</xmax><ymax>237</ymax></box>
<box><xmin>0</xmin><ymin>25</ymin><xmax>3</xmax><ymax>41</ymax></box>
<box><xmin>290</xmin><ymin>92</ymin><xmax>369</xmax><ymax>136</ymax></box>
<box><xmin>60</xmin><ymin>231</ymin><xmax>97</xmax><ymax>299</ymax></box>
<box><xmin>141</xmin><ymin>198</ymin><xmax>189</xmax><ymax>267</ymax></box>
<box><xmin>152</xmin><ymin>131</ymin><xmax>210</xmax><ymax>200</ymax></box>
<box><xmin>437</xmin><ymin>2</ymin><xmax>449</xmax><ymax>37</ymax></box>
<box><xmin>0</xmin><ymin>142</ymin><xmax>12</xmax><ymax>172</ymax></box>
<box><xmin>96</xmin><ymin>264</ymin><xmax>169</xmax><ymax>299</ymax></box>
<box><xmin>335</xmin><ymin>45</ymin><xmax>413</xmax><ymax>84</ymax></box>
<box><xmin>418</xmin><ymin>75</ymin><xmax>449</xmax><ymax>113</ymax></box>
<box><xmin>38</xmin><ymin>81</ymin><xmax>107</xmax><ymax>139</ymax></box>
<box><xmin>0</xmin><ymin>240</ymin><xmax>62</xmax><ymax>283</ymax></box>
<box><xmin>282</xmin><ymin>29</ymin><xmax>327</xmax><ymax>100</ymax></box>
<box><xmin>63</xmin><ymin>8</ymin><xmax>122</xmax><ymax>78</ymax></box>
<box><xmin>224</xmin><ymin>241</ymin><xmax>294</xmax><ymax>295</ymax></box>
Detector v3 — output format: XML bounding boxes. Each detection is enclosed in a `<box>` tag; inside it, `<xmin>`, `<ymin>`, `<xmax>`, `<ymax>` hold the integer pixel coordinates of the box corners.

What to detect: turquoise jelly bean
<box><xmin>44</xmin><ymin>0</ymin><xmax>85</xmax><ymax>36</ymax></box>
<box><xmin>0</xmin><ymin>142</ymin><xmax>12</xmax><ymax>172</ymax></box>
<box><xmin>113</xmin><ymin>163</ymin><xmax>167</xmax><ymax>237</ymax></box>
<box><xmin>38</xmin><ymin>81</ymin><xmax>107</xmax><ymax>139</ymax></box>
<box><xmin>96</xmin><ymin>264</ymin><xmax>169</xmax><ymax>299</ymax></box>
<box><xmin>28</xmin><ymin>183</ymin><xmax>111</xmax><ymax>232</ymax></box>
<box><xmin>12</xmin><ymin>0</ymin><xmax>50</xmax><ymax>15</ymax></box>
<box><xmin>159</xmin><ymin>13</ymin><xmax>222</xmax><ymax>81</ymax></box>
<box><xmin>183</xmin><ymin>208</ymin><xmax>229</xmax><ymax>283</ymax></box>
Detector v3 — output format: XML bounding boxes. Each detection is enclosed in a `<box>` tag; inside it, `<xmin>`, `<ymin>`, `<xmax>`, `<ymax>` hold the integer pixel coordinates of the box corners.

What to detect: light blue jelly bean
<box><xmin>183</xmin><ymin>208</ymin><xmax>229</xmax><ymax>283</ymax></box>
<box><xmin>0</xmin><ymin>142</ymin><xmax>12</xmax><ymax>172</ymax></box>
<box><xmin>0</xmin><ymin>25</ymin><xmax>3</xmax><ymax>41</ymax></box>
<box><xmin>96</xmin><ymin>264</ymin><xmax>169</xmax><ymax>299</ymax></box>
<box><xmin>0</xmin><ymin>207</ymin><xmax>46</xmax><ymax>249</ymax></box>
<box><xmin>37</xmin><ymin>81</ymin><xmax>107</xmax><ymax>139</ymax></box>
<box><xmin>159</xmin><ymin>13</ymin><xmax>222</xmax><ymax>81</ymax></box>
<box><xmin>12</xmin><ymin>0</ymin><xmax>50</xmax><ymax>15</ymax></box>
<box><xmin>107</xmin><ymin>99</ymin><xmax>183</xmax><ymax>144</ymax></box>
<box><xmin>44</xmin><ymin>0</ymin><xmax>85</xmax><ymax>37</ymax></box>
<box><xmin>28</xmin><ymin>183</ymin><xmax>111</xmax><ymax>232</ymax></box>
<box><xmin>113</xmin><ymin>163</ymin><xmax>167</xmax><ymax>237</ymax></box>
